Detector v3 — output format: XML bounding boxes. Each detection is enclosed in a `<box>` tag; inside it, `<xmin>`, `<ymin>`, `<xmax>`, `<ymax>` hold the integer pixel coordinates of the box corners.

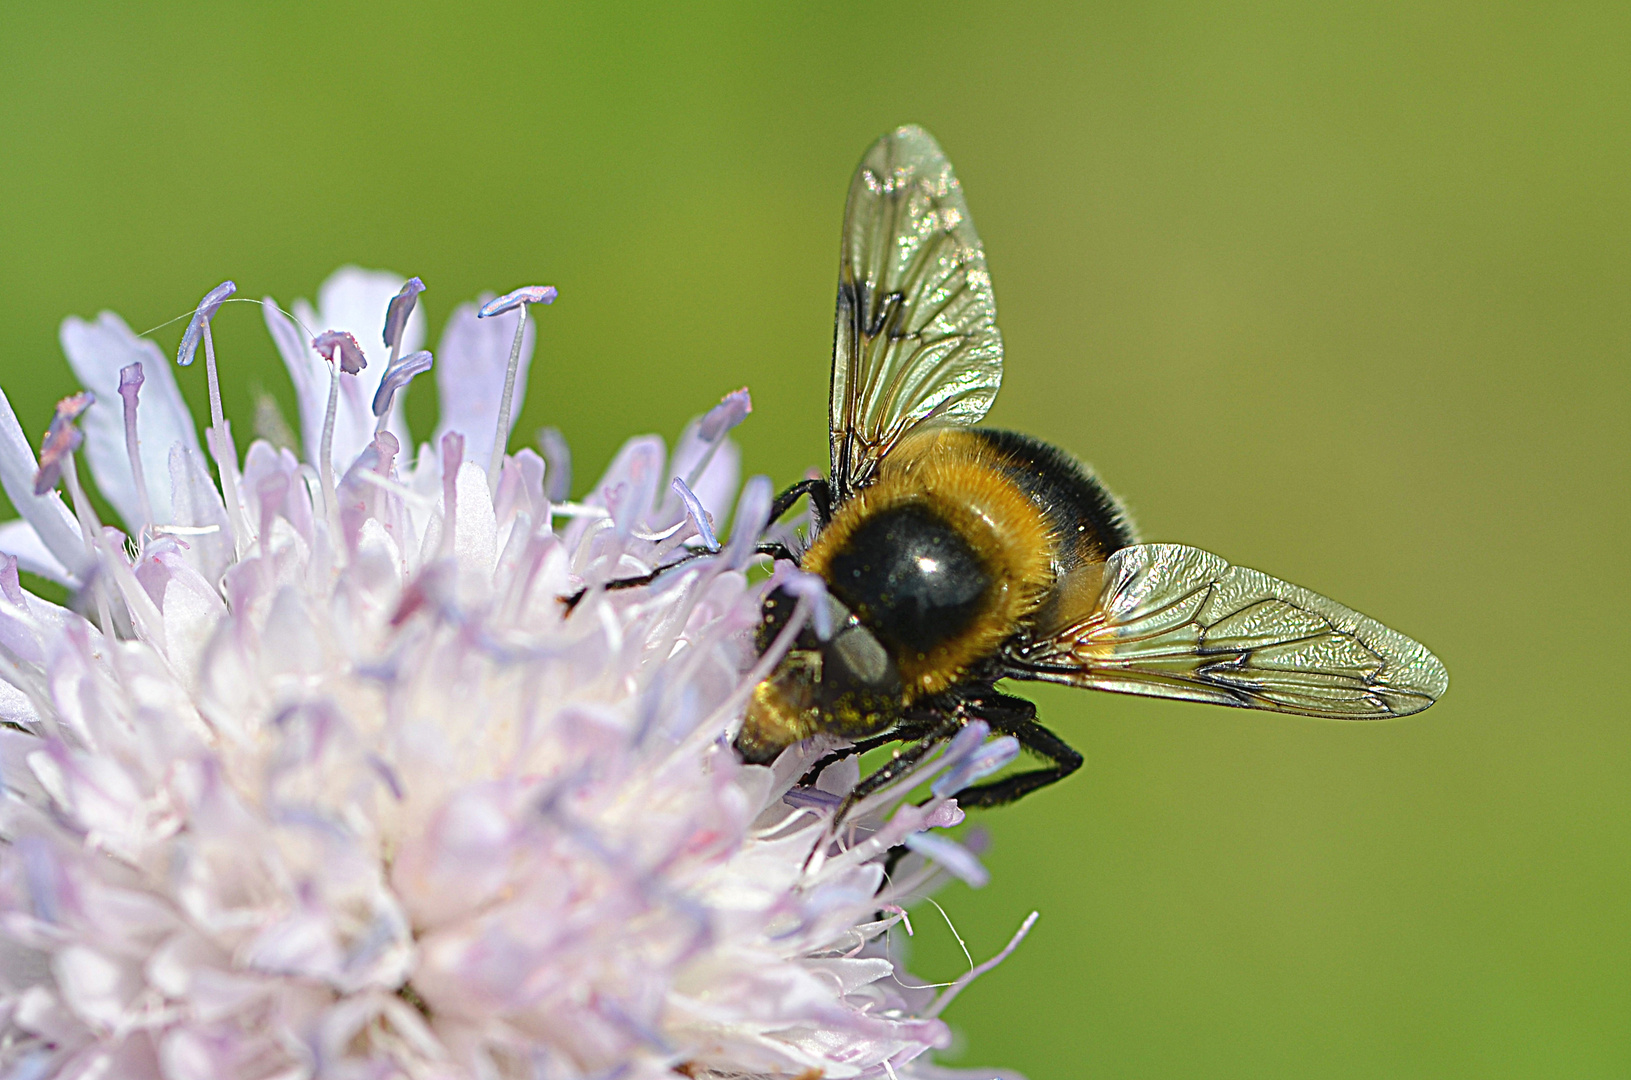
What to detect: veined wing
<box><xmin>1004</xmin><ymin>544</ymin><xmax>1448</xmax><ymax>718</ymax></box>
<box><xmin>829</xmin><ymin>126</ymin><xmax>1002</xmax><ymax>500</ymax></box>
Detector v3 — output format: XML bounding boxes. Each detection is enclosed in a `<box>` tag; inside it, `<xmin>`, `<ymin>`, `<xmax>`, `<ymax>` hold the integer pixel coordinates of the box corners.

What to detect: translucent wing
<box><xmin>829</xmin><ymin>126</ymin><xmax>1002</xmax><ymax>500</ymax></box>
<box><xmin>1004</xmin><ymin>544</ymin><xmax>1448</xmax><ymax>718</ymax></box>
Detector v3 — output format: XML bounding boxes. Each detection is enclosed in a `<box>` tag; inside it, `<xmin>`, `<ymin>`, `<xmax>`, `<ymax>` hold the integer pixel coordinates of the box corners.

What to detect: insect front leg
<box><xmin>768</xmin><ymin>478</ymin><xmax>833</xmax><ymax>528</ymax></box>
<box><xmin>951</xmin><ymin>691</ymin><xmax>1083</xmax><ymax>809</ymax></box>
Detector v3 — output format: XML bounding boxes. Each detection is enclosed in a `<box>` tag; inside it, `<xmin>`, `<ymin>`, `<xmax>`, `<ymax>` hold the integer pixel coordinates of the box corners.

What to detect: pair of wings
<box><xmin>826</xmin><ymin>126</ymin><xmax>1447</xmax><ymax>720</ymax></box>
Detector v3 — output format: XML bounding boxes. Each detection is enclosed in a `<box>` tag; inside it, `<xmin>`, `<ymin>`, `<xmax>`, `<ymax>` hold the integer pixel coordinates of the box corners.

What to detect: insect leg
<box><xmin>755</xmin><ymin>541</ymin><xmax>799</xmax><ymax>564</ymax></box>
<box><xmin>829</xmin><ymin>718</ymin><xmax>958</xmax><ymax>825</ymax></box>
<box><xmin>797</xmin><ymin>721</ymin><xmax>941</xmax><ymax>787</ymax></box>
<box><xmin>559</xmin><ymin>547</ymin><xmax>714</xmax><ymax>613</ymax></box>
<box><xmin>951</xmin><ymin>692</ymin><xmax>1083</xmax><ymax>809</ymax></box>
<box><xmin>768</xmin><ymin>478</ymin><xmax>833</xmax><ymax>528</ymax></box>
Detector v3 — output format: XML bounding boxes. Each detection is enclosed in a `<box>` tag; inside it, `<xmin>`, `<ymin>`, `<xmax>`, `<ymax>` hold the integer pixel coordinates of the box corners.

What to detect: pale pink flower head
<box><xmin>0</xmin><ymin>267</ymin><xmax>1031</xmax><ymax>1080</ymax></box>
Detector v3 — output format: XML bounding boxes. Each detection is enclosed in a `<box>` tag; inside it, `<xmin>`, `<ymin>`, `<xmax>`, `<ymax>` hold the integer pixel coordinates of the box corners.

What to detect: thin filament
<box><xmin>120</xmin><ymin>380</ymin><xmax>154</xmax><ymax>540</ymax></box>
<box><xmin>488</xmin><ymin>304</ymin><xmax>529</xmax><ymax>491</ymax></box>
<box><xmin>202</xmin><ymin>322</ymin><xmax>226</xmax><ymax>431</ymax></box>
<box><xmin>319</xmin><ymin>363</ymin><xmax>340</xmax><ymax>517</ymax></box>
<box><xmin>61</xmin><ymin>455</ymin><xmax>114</xmax><ymax>637</ymax></box>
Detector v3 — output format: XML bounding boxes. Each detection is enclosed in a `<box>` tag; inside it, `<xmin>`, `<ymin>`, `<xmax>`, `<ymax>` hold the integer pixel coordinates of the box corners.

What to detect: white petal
<box><xmin>453</xmin><ymin>460</ymin><xmax>497</xmax><ymax>580</ymax></box>
<box><xmin>158</xmin><ymin>557</ymin><xmax>229</xmax><ymax>684</ymax></box>
<box><xmin>689</xmin><ymin>438</ymin><xmax>740</xmax><ymax>531</ymax></box>
<box><xmin>52</xmin><ymin>945</ymin><xmax>138</xmax><ymax>1031</ymax></box>
<box><xmin>59</xmin><ymin>312</ymin><xmax>200</xmax><ymax>526</ymax></box>
<box><xmin>0</xmin><ymin>680</ymin><xmax>40</xmax><ymax>731</ymax></box>
<box><xmin>165</xmin><ymin>444</ymin><xmax>232</xmax><ymax>587</ymax></box>
<box><xmin>0</xmin><ymin>387</ymin><xmax>86</xmax><ymax>581</ymax></box>
<box><xmin>433</xmin><ymin>296</ymin><xmax>535</xmax><ymax>469</ymax></box>
<box><xmin>0</xmin><ymin>519</ymin><xmax>75</xmax><ymax>586</ymax></box>
<box><xmin>263</xmin><ymin>296</ymin><xmax>322</xmax><ymax>462</ymax></box>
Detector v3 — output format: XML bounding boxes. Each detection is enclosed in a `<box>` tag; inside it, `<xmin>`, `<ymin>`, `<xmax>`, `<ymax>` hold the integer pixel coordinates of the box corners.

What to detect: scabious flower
<box><xmin>0</xmin><ymin>267</ymin><xmax>1031</xmax><ymax>1080</ymax></box>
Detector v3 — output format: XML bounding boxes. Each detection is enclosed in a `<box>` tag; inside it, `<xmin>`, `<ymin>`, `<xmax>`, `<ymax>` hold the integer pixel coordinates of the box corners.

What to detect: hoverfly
<box><xmin>731</xmin><ymin>125</ymin><xmax>1448</xmax><ymax>809</ymax></box>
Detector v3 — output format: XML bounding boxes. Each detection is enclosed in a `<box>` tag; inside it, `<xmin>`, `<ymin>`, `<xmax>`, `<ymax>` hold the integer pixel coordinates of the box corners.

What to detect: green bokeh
<box><xmin>2</xmin><ymin>3</ymin><xmax>1626</xmax><ymax>1077</ymax></box>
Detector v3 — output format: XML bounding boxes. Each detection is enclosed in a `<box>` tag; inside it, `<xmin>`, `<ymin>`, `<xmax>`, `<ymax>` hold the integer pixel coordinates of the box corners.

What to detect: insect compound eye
<box><xmin>825</xmin><ymin>622</ymin><xmax>894</xmax><ymax>691</ymax></box>
<box><xmin>825</xmin><ymin>501</ymin><xmax>992</xmax><ymax>656</ymax></box>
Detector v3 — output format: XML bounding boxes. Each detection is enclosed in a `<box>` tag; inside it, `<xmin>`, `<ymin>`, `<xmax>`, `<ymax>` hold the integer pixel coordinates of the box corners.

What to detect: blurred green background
<box><xmin>1</xmin><ymin>2</ymin><xmax>1626</xmax><ymax>1077</ymax></box>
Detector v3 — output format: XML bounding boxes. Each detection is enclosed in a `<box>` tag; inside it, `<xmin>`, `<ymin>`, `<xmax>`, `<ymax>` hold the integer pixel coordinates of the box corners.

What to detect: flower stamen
<box><xmin>179</xmin><ymin>281</ymin><xmax>251</xmax><ymax>555</ymax></box>
<box><xmin>373</xmin><ymin>349</ymin><xmax>434</xmax><ymax>436</ymax></box>
<box><xmin>116</xmin><ymin>362</ymin><xmax>155</xmax><ymax>541</ymax></box>
<box><xmin>35</xmin><ymin>394</ymin><xmax>113</xmax><ymax>634</ymax></box>
<box><xmin>477</xmin><ymin>285</ymin><xmax>556</xmax><ymax>492</ymax></box>
<box><xmin>312</xmin><ymin>330</ymin><xmax>367</xmax><ymax>519</ymax></box>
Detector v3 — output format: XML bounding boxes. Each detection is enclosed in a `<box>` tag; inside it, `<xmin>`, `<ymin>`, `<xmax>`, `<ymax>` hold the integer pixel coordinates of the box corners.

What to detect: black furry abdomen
<box><xmin>970</xmin><ymin>428</ymin><xmax>1137</xmax><ymax>564</ymax></box>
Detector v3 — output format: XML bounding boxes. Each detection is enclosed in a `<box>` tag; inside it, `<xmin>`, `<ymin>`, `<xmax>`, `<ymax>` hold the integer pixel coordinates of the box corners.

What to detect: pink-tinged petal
<box><xmin>697</xmin><ymin>387</ymin><xmax>752</xmax><ymax>442</ymax></box>
<box><xmin>311</xmin><ymin>331</ymin><xmax>366</xmax><ymax>375</ymax></box>
<box><xmin>537</xmin><ymin>426</ymin><xmax>571</xmax><ymax>501</ymax></box>
<box><xmin>175</xmin><ymin>281</ymin><xmax>235</xmax><ymax>367</ymax></box>
<box><xmin>662</xmin><ymin>388</ymin><xmax>751</xmax><ymax>531</ymax></box>
<box><xmin>722</xmin><ymin>474</ymin><xmax>772</xmax><ymax>569</ymax></box>
<box><xmin>382</xmin><ymin>276</ymin><xmax>425</xmax><ymax>350</ymax></box>
<box><xmin>476</xmin><ymin>284</ymin><xmax>557</xmax><ymax>317</ymax></box>
<box><xmin>60</xmin><ymin>311</ymin><xmax>200</xmax><ymax>527</ymax></box>
<box><xmin>433</xmin><ymin>296</ymin><xmax>536</xmax><ymax>469</ymax></box>
<box><xmin>492</xmin><ymin>446</ymin><xmax>546</xmax><ymax>529</ymax></box>
<box><xmin>687</xmin><ymin>438</ymin><xmax>739</xmax><ymax>531</ymax></box>
<box><xmin>600</xmin><ymin>437</ymin><xmax>666</xmax><ymax>538</ymax></box>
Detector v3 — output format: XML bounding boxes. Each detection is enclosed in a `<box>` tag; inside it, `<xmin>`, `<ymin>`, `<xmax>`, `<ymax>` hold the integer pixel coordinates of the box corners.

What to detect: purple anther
<box><xmin>902</xmin><ymin>831</ymin><xmax>989</xmax><ymax>888</ymax></box>
<box><xmin>117</xmin><ymin>362</ymin><xmax>145</xmax><ymax>406</ymax></box>
<box><xmin>923</xmin><ymin>801</ymin><xmax>966</xmax><ymax>830</ymax></box>
<box><xmin>932</xmin><ymin>735</ymin><xmax>1020</xmax><ymax>798</ymax></box>
<box><xmin>477</xmin><ymin>285</ymin><xmax>557</xmax><ymax>318</ymax></box>
<box><xmin>669</xmin><ymin>476</ymin><xmax>718</xmax><ymax>550</ymax></box>
<box><xmin>311</xmin><ymin>330</ymin><xmax>367</xmax><ymax>375</ymax></box>
<box><xmin>372</xmin><ymin>349</ymin><xmax>434</xmax><ymax>417</ymax></box>
<box><xmin>382</xmin><ymin>277</ymin><xmax>425</xmax><ymax>350</ymax></box>
<box><xmin>782</xmin><ymin>787</ymin><xmax>843</xmax><ymax>812</ymax></box>
<box><xmin>176</xmin><ymin>280</ymin><xmax>236</xmax><ymax>366</ymax></box>
<box><xmin>697</xmin><ymin>387</ymin><xmax>753</xmax><ymax>442</ymax></box>
<box><xmin>33</xmin><ymin>392</ymin><xmax>95</xmax><ymax>495</ymax></box>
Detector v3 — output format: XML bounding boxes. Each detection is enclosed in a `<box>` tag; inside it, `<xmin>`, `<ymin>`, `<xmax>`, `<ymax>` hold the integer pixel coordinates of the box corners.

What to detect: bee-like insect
<box><xmin>732</xmin><ymin>125</ymin><xmax>1449</xmax><ymax>809</ymax></box>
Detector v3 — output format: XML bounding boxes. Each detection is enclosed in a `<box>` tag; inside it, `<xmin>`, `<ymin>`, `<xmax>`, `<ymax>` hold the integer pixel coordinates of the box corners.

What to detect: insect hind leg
<box><xmin>951</xmin><ymin>691</ymin><xmax>1083</xmax><ymax>809</ymax></box>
